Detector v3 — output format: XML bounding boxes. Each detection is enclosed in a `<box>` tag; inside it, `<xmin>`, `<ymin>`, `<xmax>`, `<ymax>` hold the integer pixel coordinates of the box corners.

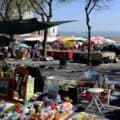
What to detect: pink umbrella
<box><xmin>91</xmin><ymin>36</ymin><xmax>116</xmax><ymax>44</ymax></box>
<box><xmin>83</xmin><ymin>36</ymin><xmax>105</xmax><ymax>45</ymax></box>
<box><xmin>90</xmin><ymin>36</ymin><xmax>106</xmax><ymax>44</ymax></box>
<box><xmin>104</xmin><ymin>38</ymin><xmax>115</xmax><ymax>43</ymax></box>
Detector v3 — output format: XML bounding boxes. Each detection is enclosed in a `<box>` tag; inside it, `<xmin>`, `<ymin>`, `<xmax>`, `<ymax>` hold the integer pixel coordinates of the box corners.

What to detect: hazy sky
<box><xmin>52</xmin><ymin>0</ymin><xmax>120</xmax><ymax>32</ymax></box>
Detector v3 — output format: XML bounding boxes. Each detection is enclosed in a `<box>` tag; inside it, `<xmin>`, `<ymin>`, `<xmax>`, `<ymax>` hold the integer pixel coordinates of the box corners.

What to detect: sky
<box><xmin>52</xmin><ymin>0</ymin><xmax>120</xmax><ymax>33</ymax></box>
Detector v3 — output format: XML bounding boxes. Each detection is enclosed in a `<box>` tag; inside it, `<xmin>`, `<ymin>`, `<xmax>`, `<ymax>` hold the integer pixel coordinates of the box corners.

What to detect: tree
<box><xmin>30</xmin><ymin>0</ymin><xmax>53</xmax><ymax>58</ymax></box>
<box><xmin>85</xmin><ymin>0</ymin><xmax>112</xmax><ymax>66</ymax></box>
<box><xmin>30</xmin><ymin>0</ymin><xmax>73</xmax><ymax>58</ymax></box>
<box><xmin>14</xmin><ymin>0</ymin><xmax>32</xmax><ymax>20</ymax></box>
<box><xmin>85</xmin><ymin>0</ymin><xmax>98</xmax><ymax>66</ymax></box>
<box><xmin>58</xmin><ymin>0</ymin><xmax>112</xmax><ymax>66</ymax></box>
<box><xmin>0</xmin><ymin>0</ymin><xmax>18</xmax><ymax>41</ymax></box>
<box><xmin>0</xmin><ymin>0</ymin><xmax>32</xmax><ymax>21</ymax></box>
<box><xmin>0</xmin><ymin>0</ymin><xmax>15</xmax><ymax>21</ymax></box>
<box><xmin>0</xmin><ymin>0</ymin><xmax>32</xmax><ymax>41</ymax></box>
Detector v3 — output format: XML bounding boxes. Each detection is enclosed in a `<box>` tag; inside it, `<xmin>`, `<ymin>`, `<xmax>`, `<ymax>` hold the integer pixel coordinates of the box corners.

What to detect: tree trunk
<box><xmin>88</xmin><ymin>25</ymin><xmax>91</xmax><ymax>66</ymax></box>
<box><xmin>42</xmin><ymin>29</ymin><xmax>48</xmax><ymax>58</ymax></box>
<box><xmin>85</xmin><ymin>8</ymin><xmax>91</xmax><ymax>66</ymax></box>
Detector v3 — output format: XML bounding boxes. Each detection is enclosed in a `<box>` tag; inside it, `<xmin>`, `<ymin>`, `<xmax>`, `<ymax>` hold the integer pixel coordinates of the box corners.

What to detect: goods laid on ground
<box><xmin>0</xmin><ymin>94</ymin><xmax>73</xmax><ymax>120</ymax></box>
<box><xmin>71</xmin><ymin>112</ymin><xmax>108</xmax><ymax>120</ymax></box>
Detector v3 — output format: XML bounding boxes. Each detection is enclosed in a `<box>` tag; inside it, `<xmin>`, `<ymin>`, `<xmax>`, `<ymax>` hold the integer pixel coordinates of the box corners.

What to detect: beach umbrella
<box><xmin>58</xmin><ymin>36</ymin><xmax>76</xmax><ymax>49</ymax></box>
<box><xmin>73</xmin><ymin>37</ymin><xmax>87</xmax><ymax>42</ymax></box>
<box><xmin>0</xmin><ymin>18</ymin><xmax>74</xmax><ymax>35</ymax></box>
<box><xmin>90</xmin><ymin>36</ymin><xmax>106</xmax><ymax>44</ymax></box>
<box><xmin>104</xmin><ymin>39</ymin><xmax>115</xmax><ymax>44</ymax></box>
<box><xmin>102</xmin><ymin>39</ymin><xmax>115</xmax><ymax>47</ymax></box>
<box><xmin>57</xmin><ymin>36</ymin><xmax>87</xmax><ymax>49</ymax></box>
<box><xmin>83</xmin><ymin>36</ymin><xmax>106</xmax><ymax>45</ymax></box>
<box><xmin>18</xmin><ymin>43</ymin><xmax>28</xmax><ymax>48</ymax></box>
<box><xmin>59</xmin><ymin>36</ymin><xmax>87</xmax><ymax>43</ymax></box>
<box><xmin>90</xmin><ymin>36</ymin><xmax>115</xmax><ymax>44</ymax></box>
<box><xmin>59</xmin><ymin>36</ymin><xmax>75</xmax><ymax>43</ymax></box>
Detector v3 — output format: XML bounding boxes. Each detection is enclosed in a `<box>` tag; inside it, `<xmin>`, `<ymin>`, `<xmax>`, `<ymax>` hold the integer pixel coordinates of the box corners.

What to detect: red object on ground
<box><xmin>79</xmin><ymin>91</ymin><xmax>93</xmax><ymax>101</ymax></box>
<box><xmin>49</xmin><ymin>103</ymin><xmax>56</xmax><ymax>109</ymax></box>
<box><xmin>15</xmin><ymin>104</ymin><xmax>21</xmax><ymax>113</ymax></box>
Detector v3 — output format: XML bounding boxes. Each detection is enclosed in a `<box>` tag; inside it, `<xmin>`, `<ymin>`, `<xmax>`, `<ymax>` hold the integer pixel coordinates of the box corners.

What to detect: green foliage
<box><xmin>0</xmin><ymin>0</ymin><xmax>32</xmax><ymax>20</ymax></box>
<box><xmin>15</xmin><ymin>0</ymin><xmax>32</xmax><ymax>19</ymax></box>
<box><xmin>59</xmin><ymin>82</ymin><xmax>69</xmax><ymax>90</ymax></box>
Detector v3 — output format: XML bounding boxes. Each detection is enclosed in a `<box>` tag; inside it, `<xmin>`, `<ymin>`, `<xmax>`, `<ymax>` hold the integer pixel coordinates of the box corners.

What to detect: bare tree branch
<box><xmin>29</xmin><ymin>0</ymin><xmax>48</xmax><ymax>18</ymax></box>
<box><xmin>88</xmin><ymin>1</ymin><xmax>97</xmax><ymax>14</ymax></box>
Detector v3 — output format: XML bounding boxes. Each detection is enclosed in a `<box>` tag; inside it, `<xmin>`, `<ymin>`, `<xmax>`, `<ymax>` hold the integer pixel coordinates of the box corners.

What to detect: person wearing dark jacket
<box><xmin>27</xmin><ymin>66</ymin><xmax>44</xmax><ymax>93</ymax></box>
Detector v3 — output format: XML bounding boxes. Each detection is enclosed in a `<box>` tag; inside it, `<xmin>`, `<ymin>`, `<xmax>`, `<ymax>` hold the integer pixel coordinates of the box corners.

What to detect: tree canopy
<box><xmin>0</xmin><ymin>0</ymin><xmax>32</xmax><ymax>20</ymax></box>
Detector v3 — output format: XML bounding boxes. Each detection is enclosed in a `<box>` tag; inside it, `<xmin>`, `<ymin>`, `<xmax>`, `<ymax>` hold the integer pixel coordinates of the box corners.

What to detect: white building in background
<box><xmin>38</xmin><ymin>25</ymin><xmax>58</xmax><ymax>36</ymax></box>
<box><xmin>48</xmin><ymin>26</ymin><xmax>58</xmax><ymax>36</ymax></box>
<box><xmin>37</xmin><ymin>19</ymin><xmax>58</xmax><ymax>36</ymax></box>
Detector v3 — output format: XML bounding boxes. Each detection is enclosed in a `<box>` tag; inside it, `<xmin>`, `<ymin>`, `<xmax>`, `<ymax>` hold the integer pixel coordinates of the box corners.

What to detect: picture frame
<box><xmin>12</xmin><ymin>66</ymin><xmax>29</xmax><ymax>103</ymax></box>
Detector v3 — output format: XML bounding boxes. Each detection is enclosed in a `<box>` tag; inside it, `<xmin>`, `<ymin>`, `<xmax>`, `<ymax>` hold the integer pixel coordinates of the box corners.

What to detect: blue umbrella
<box><xmin>19</xmin><ymin>43</ymin><xmax>28</xmax><ymax>48</ymax></box>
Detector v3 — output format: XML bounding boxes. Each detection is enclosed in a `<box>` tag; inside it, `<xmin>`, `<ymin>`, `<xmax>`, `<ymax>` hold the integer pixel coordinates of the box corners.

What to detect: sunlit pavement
<box><xmin>7</xmin><ymin>59</ymin><xmax>120</xmax><ymax>81</ymax></box>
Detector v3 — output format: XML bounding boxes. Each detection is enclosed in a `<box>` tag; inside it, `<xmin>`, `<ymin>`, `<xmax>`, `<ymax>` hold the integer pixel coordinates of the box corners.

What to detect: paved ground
<box><xmin>7</xmin><ymin>59</ymin><xmax>120</xmax><ymax>82</ymax></box>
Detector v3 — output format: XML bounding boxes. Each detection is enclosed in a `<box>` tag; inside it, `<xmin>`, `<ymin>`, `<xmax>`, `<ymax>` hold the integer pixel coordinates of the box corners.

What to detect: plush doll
<box><xmin>61</xmin><ymin>96</ymin><xmax>73</xmax><ymax>112</ymax></box>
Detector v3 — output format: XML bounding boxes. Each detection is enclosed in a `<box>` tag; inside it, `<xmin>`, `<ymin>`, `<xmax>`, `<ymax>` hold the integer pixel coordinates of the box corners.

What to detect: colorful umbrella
<box><xmin>83</xmin><ymin>36</ymin><xmax>110</xmax><ymax>45</ymax></box>
<box><xmin>19</xmin><ymin>43</ymin><xmax>28</xmax><ymax>48</ymax></box>
<box><xmin>71</xmin><ymin>37</ymin><xmax>87</xmax><ymax>42</ymax></box>
<box><xmin>59</xmin><ymin>36</ymin><xmax>75</xmax><ymax>43</ymax></box>
<box><xmin>59</xmin><ymin>36</ymin><xmax>87</xmax><ymax>43</ymax></box>
<box><xmin>57</xmin><ymin>36</ymin><xmax>85</xmax><ymax>49</ymax></box>
<box><xmin>104</xmin><ymin>39</ymin><xmax>115</xmax><ymax>44</ymax></box>
<box><xmin>90</xmin><ymin>36</ymin><xmax>105</xmax><ymax>44</ymax></box>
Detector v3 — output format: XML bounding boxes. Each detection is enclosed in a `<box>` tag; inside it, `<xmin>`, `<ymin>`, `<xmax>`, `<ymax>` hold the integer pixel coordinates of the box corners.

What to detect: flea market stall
<box><xmin>0</xmin><ymin>63</ymin><xmax>112</xmax><ymax>120</ymax></box>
